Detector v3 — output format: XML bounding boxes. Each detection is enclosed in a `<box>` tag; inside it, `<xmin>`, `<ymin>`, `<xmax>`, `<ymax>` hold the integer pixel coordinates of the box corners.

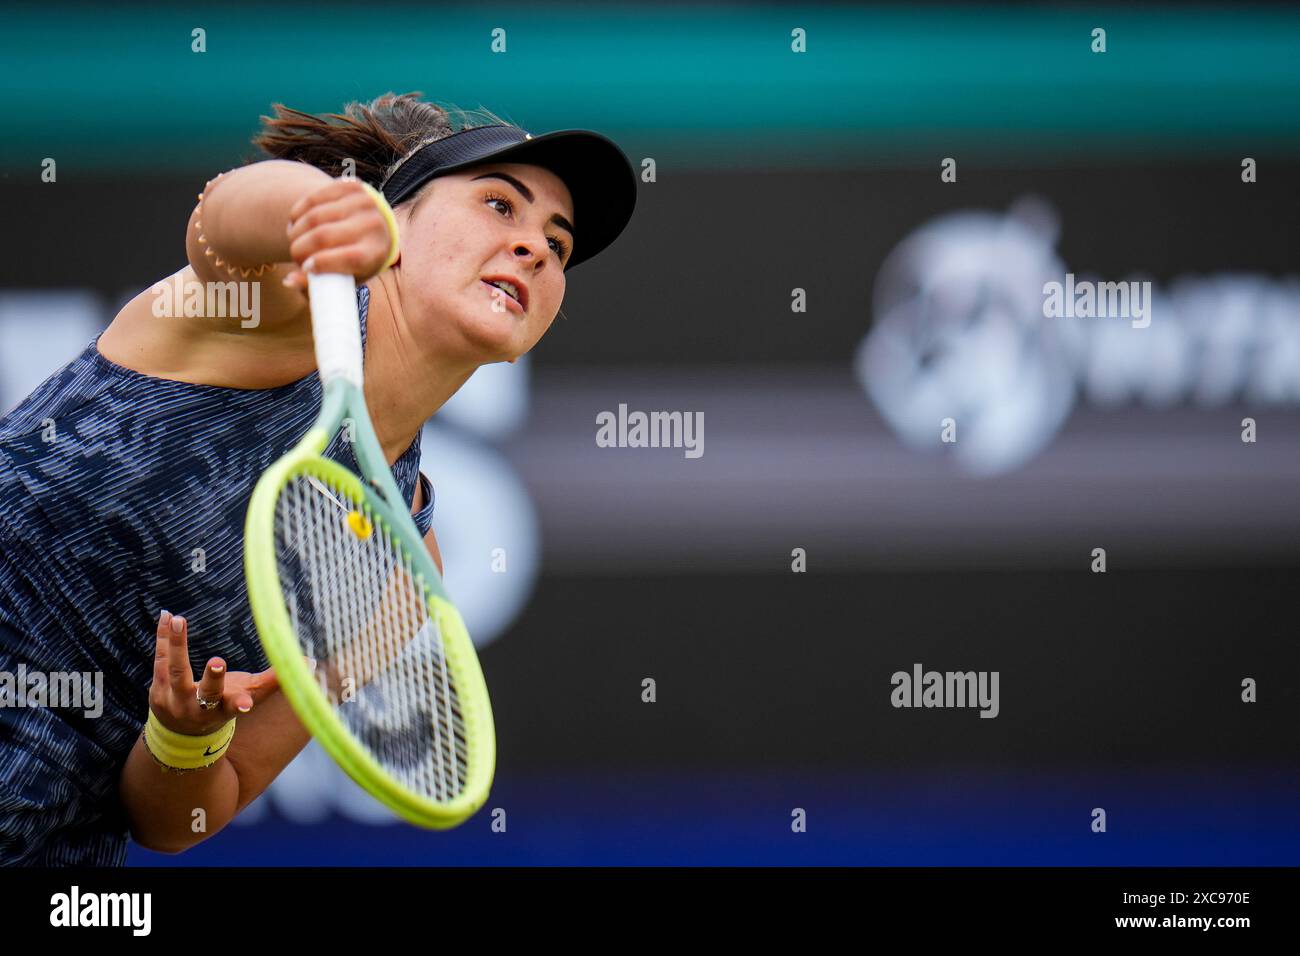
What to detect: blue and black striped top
<box><xmin>0</xmin><ymin>283</ymin><xmax>434</xmax><ymax>865</ymax></box>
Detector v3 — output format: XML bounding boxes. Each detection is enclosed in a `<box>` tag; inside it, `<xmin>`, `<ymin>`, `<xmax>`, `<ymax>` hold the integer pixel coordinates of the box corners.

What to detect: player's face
<box><xmin>395</xmin><ymin>161</ymin><xmax>574</xmax><ymax>364</ymax></box>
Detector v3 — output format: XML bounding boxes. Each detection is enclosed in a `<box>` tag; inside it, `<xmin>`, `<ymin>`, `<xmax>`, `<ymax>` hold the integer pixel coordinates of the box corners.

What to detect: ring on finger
<box><xmin>196</xmin><ymin>690</ymin><xmax>222</xmax><ymax>711</ymax></box>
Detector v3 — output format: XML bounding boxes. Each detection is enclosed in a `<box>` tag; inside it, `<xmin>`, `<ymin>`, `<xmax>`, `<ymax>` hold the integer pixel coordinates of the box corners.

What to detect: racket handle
<box><xmin>308</xmin><ymin>273</ymin><xmax>364</xmax><ymax>387</ymax></box>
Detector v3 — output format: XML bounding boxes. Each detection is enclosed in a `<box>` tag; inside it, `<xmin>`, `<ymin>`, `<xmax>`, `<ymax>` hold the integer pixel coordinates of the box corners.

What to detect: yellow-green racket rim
<box><xmin>244</xmin><ymin>428</ymin><xmax>496</xmax><ymax>829</ymax></box>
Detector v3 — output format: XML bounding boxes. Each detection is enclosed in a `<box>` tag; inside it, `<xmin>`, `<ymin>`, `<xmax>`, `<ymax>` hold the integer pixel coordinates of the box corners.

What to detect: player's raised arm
<box><xmin>184</xmin><ymin>159</ymin><xmax>393</xmax><ymax>331</ymax></box>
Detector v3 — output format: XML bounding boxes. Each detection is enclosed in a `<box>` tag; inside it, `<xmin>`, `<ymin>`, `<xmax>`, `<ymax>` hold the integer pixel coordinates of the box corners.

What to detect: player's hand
<box><xmin>149</xmin><ymin>610</ymin><xmax>280</xmax><ymax>736</ymax></box>
<box><xmin>282</xmin><ymin>178</ymin><xmax>396</xmax><ymax>291</ymax></box>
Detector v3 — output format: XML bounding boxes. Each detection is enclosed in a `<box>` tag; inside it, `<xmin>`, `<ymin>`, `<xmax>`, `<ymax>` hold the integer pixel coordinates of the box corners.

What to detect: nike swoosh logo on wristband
<box><xmin>204</xmin><ymin>740</ymin><xmax>230</xmax><ymax>757</ymax></box>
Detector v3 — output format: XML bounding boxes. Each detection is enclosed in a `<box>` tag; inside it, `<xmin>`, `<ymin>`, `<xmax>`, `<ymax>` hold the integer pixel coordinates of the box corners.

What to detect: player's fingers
<box><xmin>286</xmin><ymin>179</ymin><xmax>368</xmax><ymax>225</ymax></box>
<box><xmin>286</xmin><ymin>189</ymin><xmax>371</xmax><ymax>241</ymax></box>
<box><xmin>215</xmin><ymin>691</ymin><xmax>248</xmax><ymax>719</ymax></box>
<box><xmin>297</xmin><ymin>243</ymin><xmax>383</xmax><ymax>279</ymax></box>
<box><xmin>247</xmin><ymin>667</ymin><xmax>281</xmax><ymax>704</ymax></box>
<box><xmin>223</xmin><ymin>677</ymin><xmax>255</xmax><ymax>715</ymax></box>
<box><xmin>286</xmin><ymin>180</ymin><xmax>349</xmax><ymax>223</ymax></box>
<box><xmin>153</xmin><ymin>610</ymin><xmax>172</xmax><ymax>686</ymax></box>
<box><xmin>287</xmin><ymin>221</ymin><xmax>347</xmax><ymax>269</ymax></box>
<box><xmin>288</xmin><ymin>214</ymin><xmax>381</xmax><ymax>270</ymax></box>
<box><xmin>197</xmin><ymin>657</ymin><xmax>226</xmax><ymax>709</ymax></box>
<box><xmin>166</xmin><ymin>613</ymin><xmax>192</xmax><ymax>690</ymax></box>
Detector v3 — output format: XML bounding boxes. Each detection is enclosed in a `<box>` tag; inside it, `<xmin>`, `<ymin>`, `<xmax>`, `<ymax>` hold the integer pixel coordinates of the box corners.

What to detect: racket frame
<box><xmin>244</xmin><ymin>274</ymin><xmax>495</xmax><ymax>829</ymax></box>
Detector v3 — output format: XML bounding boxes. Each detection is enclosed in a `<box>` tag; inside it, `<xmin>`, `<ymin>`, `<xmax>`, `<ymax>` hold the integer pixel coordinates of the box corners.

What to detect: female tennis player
<box><xmin>0</xmin><ymin>92</ymin><xmax>636</xmax><ymax>864</ymax></box>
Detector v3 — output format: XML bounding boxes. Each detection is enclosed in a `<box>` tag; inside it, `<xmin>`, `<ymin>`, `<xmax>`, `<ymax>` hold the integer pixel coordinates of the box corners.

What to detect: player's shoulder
<box><xmin>98</xmin><ymin>267</ymin><xmax>321</xmax><ymax>390</ymax></box>
<box><xmin>0</xmin><ymin>341</ymin><xmax>102</xmax><ymax>447</ymax></box>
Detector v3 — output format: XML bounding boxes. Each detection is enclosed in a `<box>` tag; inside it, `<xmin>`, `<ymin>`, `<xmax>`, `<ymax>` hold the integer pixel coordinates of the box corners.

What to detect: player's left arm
<box><xmin>184</xmin><ymin>475</ymin><xmax>441</xmax><ymax>835</ymax></box>
<box><xmin>178</xmin><ymin>475</ymin><xmax>442</xmax><ymax>836</ymax></box>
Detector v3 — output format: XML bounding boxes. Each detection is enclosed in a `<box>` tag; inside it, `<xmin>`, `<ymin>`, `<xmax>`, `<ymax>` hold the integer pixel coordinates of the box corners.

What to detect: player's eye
<box><xmin>484</xmin><ymin>192</ymin><xmax>515</xmax><ymax>217</ymax></box>
<box><xmin>485</xmin><ymin>191</ymin><xmax>570</xmax><ymax>262</ymax></box>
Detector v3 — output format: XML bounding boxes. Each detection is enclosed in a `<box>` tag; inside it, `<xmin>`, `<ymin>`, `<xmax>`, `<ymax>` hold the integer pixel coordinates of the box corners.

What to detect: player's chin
<box><xmin>455</xmin><ymin>304</ymin><xmax>531</xmax><ymax>363</ymax></box>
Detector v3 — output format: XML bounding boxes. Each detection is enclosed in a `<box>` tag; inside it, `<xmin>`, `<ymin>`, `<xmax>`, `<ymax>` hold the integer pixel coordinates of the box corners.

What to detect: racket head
<box><xmin>245</xmin><ymin>434</ymin><xmax>495</xmax><ymax>828</ymax></box>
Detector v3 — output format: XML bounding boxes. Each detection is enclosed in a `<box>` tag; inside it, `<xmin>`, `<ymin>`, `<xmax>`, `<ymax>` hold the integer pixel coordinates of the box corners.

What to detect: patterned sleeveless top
<box><xmin>0</xmin><ymin>283</ymin><xmax>435</xmax><ymax>865</ymax></box>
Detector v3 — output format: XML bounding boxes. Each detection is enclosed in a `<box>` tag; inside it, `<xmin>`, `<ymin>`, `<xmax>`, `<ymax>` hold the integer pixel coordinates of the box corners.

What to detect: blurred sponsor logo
<box><xmin>856</xmin><ymin>198</ymin><xmax>1300</xmax><ymax>474</ymax></box>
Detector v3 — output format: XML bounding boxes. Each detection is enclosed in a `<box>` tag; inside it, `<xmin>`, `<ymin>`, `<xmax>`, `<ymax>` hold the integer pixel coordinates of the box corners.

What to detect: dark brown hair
<box><xmin>249</xmin><ymin>92</ymin><xmax>518</xmax><ymax>203</ymax></box>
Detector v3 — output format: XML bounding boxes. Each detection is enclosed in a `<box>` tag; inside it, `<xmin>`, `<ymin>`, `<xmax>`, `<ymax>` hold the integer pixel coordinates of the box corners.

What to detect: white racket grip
<box><xmin>308</xmin><ymin>273</ymin><xmax>364</xmax><ymax>387</ymax></box>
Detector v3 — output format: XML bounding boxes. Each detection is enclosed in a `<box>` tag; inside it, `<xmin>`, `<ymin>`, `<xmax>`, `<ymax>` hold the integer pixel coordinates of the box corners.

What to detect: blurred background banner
<box><xmin>4</xmin><ymin>3</ymin><xmax>1300</xmax><ymax>168</ymax></box>
<box><xmin>0</xmin><ymin>2</ymin><xmax>1296</xmax><ymax>865</ymax></box>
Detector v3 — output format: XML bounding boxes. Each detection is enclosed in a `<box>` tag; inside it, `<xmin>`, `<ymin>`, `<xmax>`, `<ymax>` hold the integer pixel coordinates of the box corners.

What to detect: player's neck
<box><xmin>362</xmin><ymin>272</ymin><xmax>476</xmax><ymax>465</ymax></box>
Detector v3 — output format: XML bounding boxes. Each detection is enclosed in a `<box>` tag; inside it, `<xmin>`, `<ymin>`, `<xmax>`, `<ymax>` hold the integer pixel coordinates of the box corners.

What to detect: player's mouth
<box><xmin>480</xmin><ymin>276</ymin><xmax>528</xmax><ymax>315</ymax></box>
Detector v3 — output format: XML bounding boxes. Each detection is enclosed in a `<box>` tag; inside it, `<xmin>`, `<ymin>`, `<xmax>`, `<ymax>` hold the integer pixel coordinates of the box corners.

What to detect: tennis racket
<box><xmin>243</xmin><ymin>272</ymin><xmax>495</xmax><ymax>828</ymax></box>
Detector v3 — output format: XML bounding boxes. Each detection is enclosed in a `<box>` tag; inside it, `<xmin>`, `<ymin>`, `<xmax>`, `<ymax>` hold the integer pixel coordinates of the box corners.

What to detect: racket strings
<box><xmin>273</xmin><ymin>472</ymin><xmax>469</xmax><ymax>803</ymax></box>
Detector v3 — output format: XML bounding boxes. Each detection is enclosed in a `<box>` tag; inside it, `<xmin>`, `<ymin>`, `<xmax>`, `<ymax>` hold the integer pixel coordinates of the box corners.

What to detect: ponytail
<box><xmin>250</xmin><ymin>91</ymin><xmax>517</xmax><ymax>199</ymax></box>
